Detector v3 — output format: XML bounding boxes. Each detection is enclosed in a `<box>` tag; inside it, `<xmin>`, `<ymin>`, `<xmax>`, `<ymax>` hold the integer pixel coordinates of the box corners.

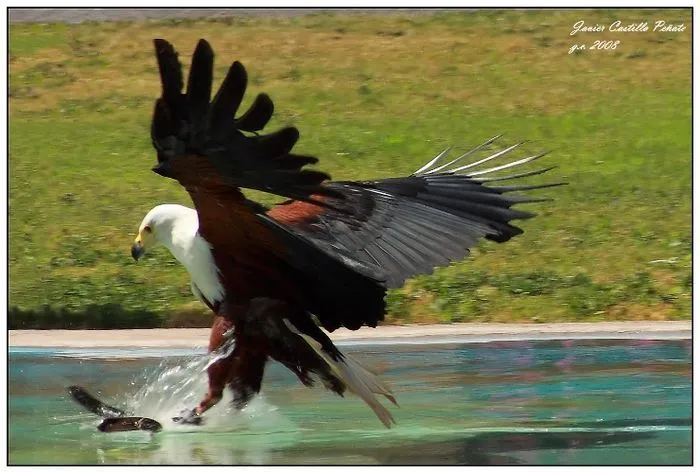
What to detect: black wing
<box><xmin>151</xmin><ymin>38</ymin><xmax>340</xmax><ymax>206</ymax></box>
<box><xmin>270</xmin><ymin>137</ymin><xmax>564</xmax><ymax>289</ymax></box>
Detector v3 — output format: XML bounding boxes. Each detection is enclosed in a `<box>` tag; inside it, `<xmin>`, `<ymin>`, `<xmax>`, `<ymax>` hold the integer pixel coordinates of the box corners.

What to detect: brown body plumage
<box><xmin>132</xmin><ymin>39</ymin><xmax>562</xmax><ymax>428</ymax></box>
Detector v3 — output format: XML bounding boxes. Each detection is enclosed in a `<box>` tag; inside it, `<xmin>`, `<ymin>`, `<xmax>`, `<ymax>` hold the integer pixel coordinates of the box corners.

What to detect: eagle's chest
<box><xmin>171</xmin><ymin>229</ymin><xmax>296</xmax><ymax>307</ymax></box>
<box><xmin>206</xmin><ymin>241</ymin><xmax>301</xmax><ymax>305</ymax></box>
<box><xmin>175</xmin><ymin>233</ymin><xmax>225</xmax><ymax>306</ymax></box>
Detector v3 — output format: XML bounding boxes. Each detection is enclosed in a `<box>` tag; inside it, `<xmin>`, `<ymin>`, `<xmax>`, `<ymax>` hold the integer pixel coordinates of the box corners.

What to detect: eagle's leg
<box><xmin>200</xmin><ymin>315</ymin><xmax>235</xmax><ymax>411</ymax></box>
<box><xmin>173</xmin><ymin>315</ymin><xmax>234</xmax><ymax>424</ymax></box>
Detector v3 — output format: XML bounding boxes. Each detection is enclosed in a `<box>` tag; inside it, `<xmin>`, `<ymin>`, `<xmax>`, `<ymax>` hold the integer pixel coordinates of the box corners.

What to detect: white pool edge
<box><xmin>8</xmin><ymin>321</ymin><xmax>691</xmax><ymax>348</ymax></box>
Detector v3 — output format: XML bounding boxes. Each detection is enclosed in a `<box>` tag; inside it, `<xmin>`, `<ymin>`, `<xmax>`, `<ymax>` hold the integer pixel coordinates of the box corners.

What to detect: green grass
<box><xmin>9</xmin><ymin>9</ymin><xmax>691</xmax><ymax>327</ymax></box>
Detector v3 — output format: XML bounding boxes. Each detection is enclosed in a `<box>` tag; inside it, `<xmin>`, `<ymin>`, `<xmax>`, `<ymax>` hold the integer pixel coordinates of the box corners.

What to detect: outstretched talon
<box><xmin>172</xmin><ymin>408</ymin><xmax>203</xmax><ymax>425</ymax></box>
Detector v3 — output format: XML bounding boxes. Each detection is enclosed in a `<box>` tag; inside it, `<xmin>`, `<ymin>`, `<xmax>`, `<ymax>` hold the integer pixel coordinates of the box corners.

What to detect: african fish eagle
<box><xmin>131</xmin><ymin>39</ymin><xmax>561</xmax><ymax>428</ymax></box>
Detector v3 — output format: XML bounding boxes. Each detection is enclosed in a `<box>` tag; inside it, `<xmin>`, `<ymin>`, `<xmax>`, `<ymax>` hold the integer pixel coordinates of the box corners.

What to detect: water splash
<box><xmin>83</xmin><ymin>348</ymin><xmax>307</xmax><ymax>464</ymax></box>
<box><xmin>118</xmin><ymin>346</ymin><xmax>296</xmax><ymax>434</ymax></box>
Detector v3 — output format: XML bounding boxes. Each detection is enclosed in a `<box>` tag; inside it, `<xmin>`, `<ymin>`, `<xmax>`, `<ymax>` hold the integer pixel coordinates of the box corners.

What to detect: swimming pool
<box><xmin>8</xmin><ymin>338</ymin><xmax>691</xmax><ymax>465</ymax></box>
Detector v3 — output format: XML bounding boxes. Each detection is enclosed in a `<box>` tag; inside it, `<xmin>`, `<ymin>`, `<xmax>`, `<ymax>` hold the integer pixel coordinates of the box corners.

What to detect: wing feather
<box><xmin>234</xmin><ymin>93</ymin><xmax>274</xmax><ymax>132</ymax></box>
<box><xmin>150</xmin><ymin>38</ymin><xmax>340</xmax><ymax>219</ymax></box>
<box><xmin>269</xmin><ymin>138</ymin><xmax>562</xmax><ymax>290</ymax></box>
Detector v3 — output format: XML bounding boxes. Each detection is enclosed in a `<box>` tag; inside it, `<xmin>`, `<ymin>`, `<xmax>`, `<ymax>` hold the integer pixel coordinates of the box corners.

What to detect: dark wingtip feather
<box><xmin>153</xmin><ymin>39</ymin><xmax>183</xmax><ymax>100</ymax></box>
<box><xmin>153</xmin><ymin>38</ymin><xmax>174</xmax><ymax>56</ymax></box>
<box><xmin>186</xmin><ymin>39</ymin><xmax>214</xmax><ymax>128</ymax></box>
<box><xmin>235</xmin><ymin>93</ymin><xmax>274</xmax><ymax>132</ymax></box>
<box><xmin>195</xmin><ymin>38</ymin><xmax>212</xmax><ymax>53</ymax></box>
<box><xmin>151</xmin><ymin>98</ymin><xmax>171</xmax><ymax>152</ymax></box>
<box><xmin>211</xmin><ymin>61</ymin><xmax>248</xmax><ymax>129</ymax></box>
<box><xmin>257</xmin><ymin>127</ymin><xmax>300</xmax><ymax>156</ymax></box>
<box><xmin>486</xmin><ymin>225</ymin><xmax>524</xmax><ymax>243</ymax></box>
<box><xmin>187</xmin><ymin>39</ymin><xmax>214</xmax><ymax>98</ymax></box>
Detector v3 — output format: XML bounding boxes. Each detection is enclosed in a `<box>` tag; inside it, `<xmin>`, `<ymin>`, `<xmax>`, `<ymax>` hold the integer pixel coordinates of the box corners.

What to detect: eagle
<box><xmin>131</xmin><ymin>39</ymin><xmax>561</xmax><ymax>428</ymax></box>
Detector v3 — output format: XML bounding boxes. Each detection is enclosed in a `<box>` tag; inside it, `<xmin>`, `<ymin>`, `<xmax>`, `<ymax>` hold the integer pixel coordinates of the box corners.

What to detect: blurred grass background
<box><xmin>8</xmin><ymin>9</ymin><xmax>691</xmax><ymax>328</ymax></box>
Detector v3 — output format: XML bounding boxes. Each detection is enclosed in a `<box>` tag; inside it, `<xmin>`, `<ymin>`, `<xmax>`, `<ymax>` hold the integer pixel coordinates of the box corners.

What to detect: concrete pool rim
<box><xmin>8</xmin><ymin>321</ymin><xmax>691</xmax><ymax>348</ymax></box>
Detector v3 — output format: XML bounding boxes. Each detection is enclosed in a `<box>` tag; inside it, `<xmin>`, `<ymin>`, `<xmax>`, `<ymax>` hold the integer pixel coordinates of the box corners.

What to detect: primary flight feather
<box><xmin>132</xmin><ymin>39</ymin><xmax>562</xmax><ymax>427</ymax></box>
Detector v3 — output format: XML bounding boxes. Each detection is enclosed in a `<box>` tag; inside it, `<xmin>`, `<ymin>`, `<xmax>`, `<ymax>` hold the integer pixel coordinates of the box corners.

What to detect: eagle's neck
<box><xmin>158</xmin><ymin>212</ymin><xmax>225</xmax><ymax>307</ymax></box>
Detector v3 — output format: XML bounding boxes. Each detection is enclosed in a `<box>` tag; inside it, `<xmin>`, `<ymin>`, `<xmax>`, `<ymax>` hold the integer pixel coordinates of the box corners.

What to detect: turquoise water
<box><xmin>9</xmin><ymin>338</ymin><xmax>692</xmax><ymax>465</ymax></box>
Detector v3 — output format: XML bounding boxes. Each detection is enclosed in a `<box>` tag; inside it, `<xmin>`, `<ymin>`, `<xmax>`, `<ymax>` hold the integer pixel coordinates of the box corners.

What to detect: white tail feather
<box><xmin>283</xmin><ymin>319</ymin><xmax>396</xmax><ymax>428</ymax></box>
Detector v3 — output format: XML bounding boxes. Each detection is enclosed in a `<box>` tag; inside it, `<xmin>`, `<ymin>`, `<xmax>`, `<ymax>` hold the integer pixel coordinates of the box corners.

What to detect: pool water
<box><xmin>8</xmin><ymin>339</ymin><xmax>692</xmax><ymax>465</ymax></box>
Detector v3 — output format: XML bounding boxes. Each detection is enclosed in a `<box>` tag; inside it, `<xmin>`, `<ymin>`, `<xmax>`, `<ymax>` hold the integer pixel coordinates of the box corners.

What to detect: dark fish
<box><xmin>98</xmin><ymin>417</ymin><xmax>163</xmax><ymax>433</ymax></box>
<box><xmin>68</xmin><ymin>385</ymin><xmax>162</xmax><ymax>433</ymax></box>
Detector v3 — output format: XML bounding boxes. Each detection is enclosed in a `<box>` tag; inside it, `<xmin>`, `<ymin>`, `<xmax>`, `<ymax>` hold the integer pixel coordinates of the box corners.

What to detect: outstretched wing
<box><xmin>268</xmin><ymin>137</ymin><xmax>564</xmax><ymax>290</ymax></box>
<box><xmin>150</xmin><ymin>39</ymin><xmax>340</xmax><ymax>245</ymax></box>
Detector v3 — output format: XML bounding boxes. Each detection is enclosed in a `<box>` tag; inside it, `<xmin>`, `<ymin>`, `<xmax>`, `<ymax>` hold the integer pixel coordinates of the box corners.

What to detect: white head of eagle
<box><xmin>132</xmin><ymin>204</ymin><xmax>224</xmax><ymax>307</ymax></box>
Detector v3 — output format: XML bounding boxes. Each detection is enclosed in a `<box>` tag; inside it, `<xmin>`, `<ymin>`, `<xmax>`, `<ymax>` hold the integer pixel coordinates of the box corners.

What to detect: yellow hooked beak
<box><xmin>131</xmin><ymin>229</ymin><xmax>152</xmax><ymax>261</ymax></box>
